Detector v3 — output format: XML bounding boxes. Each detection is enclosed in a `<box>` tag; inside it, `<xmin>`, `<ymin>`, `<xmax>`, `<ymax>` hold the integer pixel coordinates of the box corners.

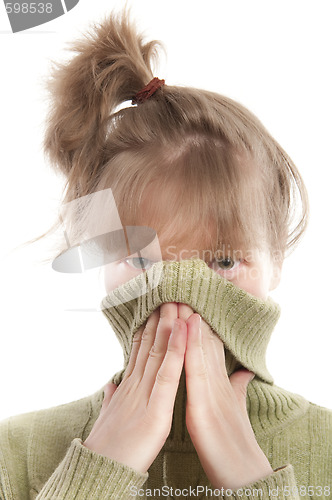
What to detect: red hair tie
<box><xmin>132</xmin><ymin>77</ymin><xmax>165</xmax><ymax>105</ymax></box>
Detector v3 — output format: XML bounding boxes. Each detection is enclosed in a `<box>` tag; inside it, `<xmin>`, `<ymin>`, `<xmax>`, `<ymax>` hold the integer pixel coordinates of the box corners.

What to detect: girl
<box><xmin>0</xmin><ymin>10</ymin><xmax>331</xmax><ymax>500</ymax></box>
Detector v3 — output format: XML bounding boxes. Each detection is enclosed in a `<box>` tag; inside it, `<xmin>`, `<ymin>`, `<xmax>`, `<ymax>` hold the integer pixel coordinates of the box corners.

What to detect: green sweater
<box><xmin>0</xmin><ymin>259</ymin><xmax>331</xmax><ymax>499</ymax></box>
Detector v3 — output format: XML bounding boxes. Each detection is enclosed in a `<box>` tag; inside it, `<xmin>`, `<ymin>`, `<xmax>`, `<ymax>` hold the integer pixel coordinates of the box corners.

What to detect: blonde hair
<box><xmin>41</xmin><ymin>10</ymin><xmax>308</xmax><ymax>264</ymax></box>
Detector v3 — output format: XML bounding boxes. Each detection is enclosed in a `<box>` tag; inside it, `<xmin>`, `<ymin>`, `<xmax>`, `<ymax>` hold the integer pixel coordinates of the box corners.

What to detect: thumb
<box><xmin>229</xmin><ymin>368</ymin><xmax>255</xmax><ymax>414</ymax></box>
<box><xmin>100</xmin><ymin>383</ymin><xmax>117</xmax><ymax>413</ymax></box>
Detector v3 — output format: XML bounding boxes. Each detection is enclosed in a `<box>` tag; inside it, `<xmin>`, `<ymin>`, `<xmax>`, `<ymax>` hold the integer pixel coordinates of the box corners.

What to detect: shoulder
<box><xmin>0</xmin><ymin>387</ymin><xmax>103</xmax><ymax>445</ymax></box>
<box><xmin>248</xmin><ymin>380</ymin><xmax>332</xmax><ymax>440</ymax></box>
<box><xmin>0</xmin><ymin>388</ymin><xmax>104</xmax><ymax>498</ymax></box>
<box><xmin>306</xmin><ymin>401</ymin><xmax>332</xmax><ymax>444</ymax></box>
<box><xmin>307</xmin><ymin>400</ymin><xmax>332</xmax><ymax>418</ymax></box>
<box><xmin>248</xmin><ymin>381</ymin><xmax>332</xmax><ymax>486</ymax></box>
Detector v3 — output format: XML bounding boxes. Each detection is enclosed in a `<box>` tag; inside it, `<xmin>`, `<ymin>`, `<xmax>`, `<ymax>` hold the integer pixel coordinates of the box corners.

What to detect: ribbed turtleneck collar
<box><xmin>99</xmin><ymin>259</ymin><xmax>309</xmax><ymax>472</ymax></box>
<box><xmin>101</xmin><ymin>259</ymin><xmax>281</xmax><ymax>385</ymax></box>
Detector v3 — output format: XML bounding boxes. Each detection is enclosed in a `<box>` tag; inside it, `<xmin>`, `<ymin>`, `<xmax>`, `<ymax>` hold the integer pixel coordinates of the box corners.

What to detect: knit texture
<box><xmin>101</xmin><ymin>259</ymin><xmax>281</xmax><ymax>384</ymax></box>
<box><xmin>0</xmin><ymin>259</ymin><xmax>331</xmax><ymax>499</ymax></box>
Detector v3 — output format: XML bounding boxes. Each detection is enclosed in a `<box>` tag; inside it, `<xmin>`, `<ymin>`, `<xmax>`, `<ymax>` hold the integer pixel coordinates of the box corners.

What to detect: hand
<box><xmin>184</xmin><ymin>312</ymin><xmax>273</xmax><ymax>490</ymax></box>
<box><xmin>83</xmin><ymin>303</ymin><xmax>187</xmax><ymax>473</ymax></box>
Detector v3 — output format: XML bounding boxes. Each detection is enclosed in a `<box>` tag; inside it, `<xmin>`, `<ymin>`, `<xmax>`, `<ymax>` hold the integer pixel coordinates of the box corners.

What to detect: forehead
<box><xmin>117</xmin><ymin>153</ymin><xmax>264</xmax><ymax>258</ymax></box>
<box><xmin>134</xmin><ymin>182</ymin><xmax>220</xmax><ymax>255</ymax></box>
<box><xmin>136</xmin><ymin>176</ymin><xmax>214</xmax><ymax>226</ymax></box>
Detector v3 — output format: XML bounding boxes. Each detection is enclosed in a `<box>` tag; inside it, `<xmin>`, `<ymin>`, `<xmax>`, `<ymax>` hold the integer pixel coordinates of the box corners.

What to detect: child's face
<box><xmin>103</xmin><ymin>232</ymin><xmax>281</xmax><ymax>301</ymax></box>
<box><xmin>103</xmin><ymin>181</ymin><xmax>282</xmax><ymax>301</ymax></box>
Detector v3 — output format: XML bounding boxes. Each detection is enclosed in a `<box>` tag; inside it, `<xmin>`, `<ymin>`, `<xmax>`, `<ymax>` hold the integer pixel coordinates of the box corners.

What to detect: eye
<box><xmin>124</xmin><ymin>257</ymin><xmax>154</xmax><ymax>270</ymax></box>
<box><xmin>211</xmin><ymin>256</ymin><xmax>242</xmax><ymax>272</ymax></box>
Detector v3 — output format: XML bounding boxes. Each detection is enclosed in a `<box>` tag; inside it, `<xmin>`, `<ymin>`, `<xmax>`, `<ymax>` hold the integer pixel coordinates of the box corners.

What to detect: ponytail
<box><xmin>44</xmin><ymin>10</ymin><xmax>161</xmax><ymax>193</ymax></box>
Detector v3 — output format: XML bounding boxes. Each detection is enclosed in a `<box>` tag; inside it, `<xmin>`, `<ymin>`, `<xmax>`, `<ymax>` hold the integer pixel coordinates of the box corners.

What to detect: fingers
<box><xmin>200</xmin><ymin>317</ymin><xmax>228</xmax><ymax>380</ymax></box>
<box><xmin>123</xmin><ymin>323</ymin><xmax>146</xmax><ymax>380</ymax></box>
<box><xmin>178</xmin><ymin>303</ymin><xmax>194</xmax><ymax>321</ymax></box>
<box><xmin>140</xmin><ymin>303</ymin><xmax>179</xmax><ymax>392</ymax></box>
<box><xmin>148</xmin><ymin>318</ymin><xmax>187</xmax><ymax>416</ymax></box>
<box><xmin>100</xmin><ymin>383</ymin><xmax>117</xmax><ymax>415</ymax></box>
<box><xmin>129</xmin><ymin>308</ymin><xmax>160</xmax><ymax>378</ymax></box>
<box><xmin>185</xmin><ymin>312</ymin><xmax>255</xmax><ymax>418</ymax></box>
<box><xmin>229</xmin><ymin>369</ymin><xmax>255</xmax><ymax>415</ymax></box>
<box><xmin>185</xmin><ymin>313</ymin><xmax>210</xmax><ymax>408</ymax></box>
<box><xmin>185</xmin><ymin>313</ymin><xmax>228</xmax><ymax>405</ymax></box>
<box><xmin>125</xmin><ymin>303</ymin><xmax>179</xmax><ymax>385</ymax></box>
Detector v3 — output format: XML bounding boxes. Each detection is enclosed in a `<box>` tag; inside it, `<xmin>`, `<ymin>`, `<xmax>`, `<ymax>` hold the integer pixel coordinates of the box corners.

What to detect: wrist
<box><xmin>216</xmin><ymin>459</ymin><xmax>273</xmax><ymax>490</ymax></box>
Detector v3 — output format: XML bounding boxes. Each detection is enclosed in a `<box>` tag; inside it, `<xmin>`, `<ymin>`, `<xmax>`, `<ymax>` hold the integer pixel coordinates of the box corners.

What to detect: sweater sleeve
<box><xmin>36</xmin><ymin>438</ymin><xmax>148</xmax><ymax>500</ymax></box>
<box><xmin>220</xmin><ymin>465</ymin><xmax>299</xmax><ymax>499</ymax></box>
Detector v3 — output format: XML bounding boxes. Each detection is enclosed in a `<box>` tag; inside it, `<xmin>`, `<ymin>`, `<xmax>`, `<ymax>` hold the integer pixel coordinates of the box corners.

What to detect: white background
<box><xmin>0</xmin><ymin>0</ymin><xmax>331</xmax><ymax>421</ymax></box>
